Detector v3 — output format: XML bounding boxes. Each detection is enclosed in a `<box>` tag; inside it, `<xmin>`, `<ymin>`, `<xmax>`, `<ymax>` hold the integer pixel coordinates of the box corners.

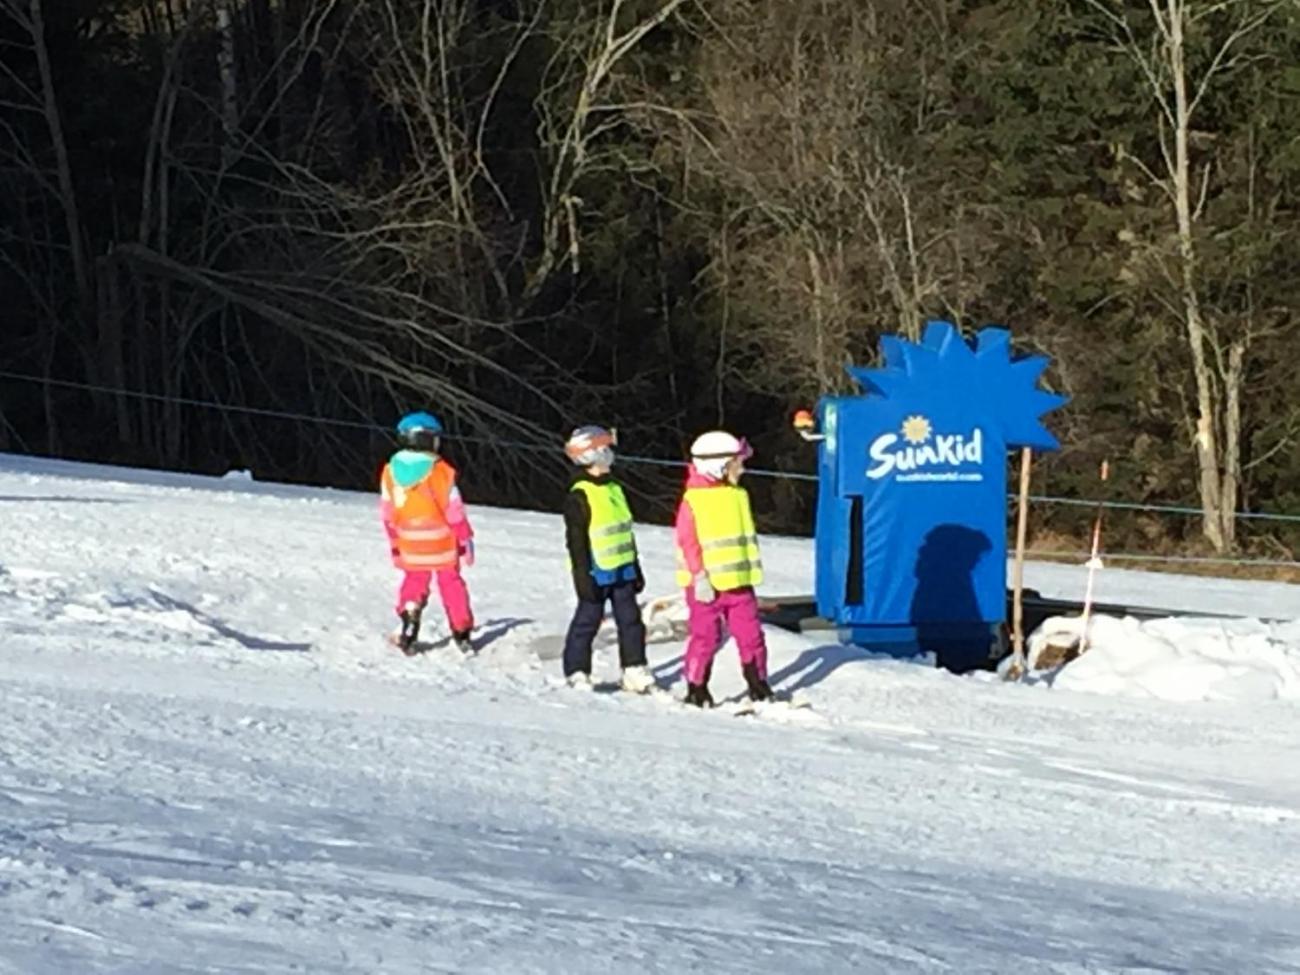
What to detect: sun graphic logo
<box><xmin>901</xmin><ymin>415</ymin><xmax>932</xmax><ymax>445</ymax></box>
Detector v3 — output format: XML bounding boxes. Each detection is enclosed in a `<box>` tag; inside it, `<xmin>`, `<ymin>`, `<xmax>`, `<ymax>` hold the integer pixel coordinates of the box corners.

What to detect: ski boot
<box><xmin>742</xmin><ymin>662</ymin><xmax>774</xmax><ymax>702</ymax></box>
<box><xmin>397</xmin><ymin>601</ymin><xmax>424</xmax><ymax>655</ymax></box>
<box><xmin>452</xmin><ymin>628</ymin><xmax>475</xmax><ymax>654</ymax></box>
<box><xmin>684</xmin><ymin>683</ymin><xmax>714</xmax><ymax>708</ymax></box>
<box><xmin>620</xmin><ymin>665</ymin><xmax>655</xmax><ymax>694</ymax></box>
<box><xmin>566</xmin><ymin>671</ymin><xmax>594</xmax><ymax>690</ymax></box>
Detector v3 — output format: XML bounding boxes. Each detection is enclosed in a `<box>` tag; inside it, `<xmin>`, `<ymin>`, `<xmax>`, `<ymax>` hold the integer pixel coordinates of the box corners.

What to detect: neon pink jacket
<box><xmin>673</xmin><ymin>465</ymin><xmax>722</xmax><ymax>578</ymax></box>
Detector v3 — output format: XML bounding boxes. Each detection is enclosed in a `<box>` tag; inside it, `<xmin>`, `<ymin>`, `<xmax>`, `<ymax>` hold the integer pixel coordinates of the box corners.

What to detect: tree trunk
<box><xmin>217</xmin><ymin>0</ymin><xmax>239</xmax><ymax>168</ymax></box>
<box><xmin>95</xmin><ymin>253</ymin><xmax>132</xmax><ymax>442</ymax></box>
<box><xmin>1220</xmin><ymin>340</ymin><xmax>1245</xmax><ymax>550</ymax></box>
<box><xmin>806</xmin><ymin>244</ymin><xmax>831</xmax><ymax>393</ymax></box>
<box><xmin>1167</xmin><ymin>1</ymin><xmax>1227</xmax><ymax>551</ymax></box>
<box><xmin>898</xmin><ymin>177</ymin><xmax>924</xmax><ymax>341</ymax></box>
<box><xmin>28</xmin><ymin>0</ymin><xmax>127</xmax><ymax>437</ymax></box>
<box><xmin>716</xmin><ymin>214</ymin><xmax>730</xmax><ymax>422</ymax></box>
<box><xmin>30</xmin><ymin>0</ymin><xmax>91</xmax><ymax>323</ymax></box>
<box><xmin>41</xmin><ymin>328</ymin><xmax>59</xmax><ymax>455</ymax></box>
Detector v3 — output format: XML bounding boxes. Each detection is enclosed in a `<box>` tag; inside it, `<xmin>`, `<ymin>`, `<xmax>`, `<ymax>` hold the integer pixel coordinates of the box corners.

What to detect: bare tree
<box><xmin>0</xmin><ymin>0</ymin><xmax>127</xmax><ymax>440</ymax></box>
<box><xmin>524</xmin><ymin>0</ymin><xmax>690</xmax><ymax>307</ymax></box>
<box><xmin>636</xmin><ymin>0</ymin><xmax>996</xmax><ymax>402</ymax></box>
<box><xmin>118</xmin><ymin>0</ymin><xmax>580</xmax><ymax>468</ymax></box>
<box><xmin>8</xmin><ymin>0</ymin><xmax>92</xmax><ymax>323</ymax></box>
<box><xmin>1085</xmin><ymin>0</ymin><xmax>1286</xmax><ymax>551</ymax></box>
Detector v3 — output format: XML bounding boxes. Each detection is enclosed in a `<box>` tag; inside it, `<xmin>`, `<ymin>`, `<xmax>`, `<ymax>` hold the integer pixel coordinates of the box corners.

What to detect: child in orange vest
<box><xmin>380</xmin><ymin>411</ymin><xmax>475</xmax><ymax>653</ymax></box>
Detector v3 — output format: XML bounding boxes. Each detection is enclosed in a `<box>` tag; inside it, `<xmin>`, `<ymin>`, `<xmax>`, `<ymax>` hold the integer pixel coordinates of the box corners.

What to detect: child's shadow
<box><xmin>475</xmin><ymin>616</ymin><xmax>533</xmax><ymax>648</ymax></box>
<box><xmin>766</xmin><ymin>643</ymin><xmax>876</xmax><ymax>695</ymax></box>
<box><xmin>651</xmin><ymin>654</ymin><xmax>686</xmax><ymax>686</ymax></box>
<box><xmin>148</xmin><ymin>590</ymin><xmax>312</xmax><ymax>652</ymax></box>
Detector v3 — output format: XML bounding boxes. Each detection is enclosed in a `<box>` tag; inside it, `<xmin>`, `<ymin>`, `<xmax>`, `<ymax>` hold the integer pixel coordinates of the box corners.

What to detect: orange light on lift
<box><xmin>792</xmin><ymin>409</ymin><xmax>816</xmax><ymax>432</ymax></box>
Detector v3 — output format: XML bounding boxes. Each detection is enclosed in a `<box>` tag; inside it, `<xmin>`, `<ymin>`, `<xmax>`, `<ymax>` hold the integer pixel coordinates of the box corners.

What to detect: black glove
<box><xmin>573</xmin><ymin>570</ymin><xmax>601</xmax><ymax>604</ymax></box>
<box><xmin>633</xmin><ymin>563</ymin><xmax>646</xmax><ymax>594</ymax></box>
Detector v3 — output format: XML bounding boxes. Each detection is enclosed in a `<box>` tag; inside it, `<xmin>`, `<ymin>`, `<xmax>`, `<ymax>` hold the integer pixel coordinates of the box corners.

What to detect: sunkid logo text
<box><xmin>866</xmin><ymin>415</ymin><xmax>985</xmax><ymax>482</ymax></box>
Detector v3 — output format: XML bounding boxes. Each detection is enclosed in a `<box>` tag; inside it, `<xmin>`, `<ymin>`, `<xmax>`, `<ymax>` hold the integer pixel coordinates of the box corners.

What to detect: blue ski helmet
<box><xmin>396</xmin><ymin>411</ymin><xmax>443</xmax><ymax>451</ymax></box>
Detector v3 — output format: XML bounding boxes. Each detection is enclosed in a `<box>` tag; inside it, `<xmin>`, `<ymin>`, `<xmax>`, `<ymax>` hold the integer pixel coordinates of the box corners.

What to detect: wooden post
<box><xmin>1006</xmin><ymin>447</ymin><xmax>1032</xmax><ymax>680</ymax></box>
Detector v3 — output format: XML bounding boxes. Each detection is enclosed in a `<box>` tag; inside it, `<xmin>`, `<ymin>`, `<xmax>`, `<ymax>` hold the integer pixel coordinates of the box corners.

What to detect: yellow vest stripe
<box><xmin>701</xmin><ymin>535</ymin><xmax>753</xmax><ymax>551</ymax></box>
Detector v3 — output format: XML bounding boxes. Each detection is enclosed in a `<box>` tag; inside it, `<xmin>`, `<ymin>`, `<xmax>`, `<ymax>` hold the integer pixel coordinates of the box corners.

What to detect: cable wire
<box><xmin>5</xmin><ymin>369</ymin><xmax>1300</xmax><ymax>524</ymax></box>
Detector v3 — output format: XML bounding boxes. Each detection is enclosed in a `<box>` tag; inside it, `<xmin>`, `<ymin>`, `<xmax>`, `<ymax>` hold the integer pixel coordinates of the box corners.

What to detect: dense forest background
<box><xmin>1</xmin><ymin>0</ymin><xmax>1298</xmax><ymax>559</ymax></box>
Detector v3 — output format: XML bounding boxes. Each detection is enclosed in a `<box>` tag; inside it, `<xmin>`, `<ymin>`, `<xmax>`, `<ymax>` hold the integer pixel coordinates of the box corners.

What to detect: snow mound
<box><xmin>1027</xmin><ymin>613</ymin><xmax>1300</xmax><ymax>704</ymax></box>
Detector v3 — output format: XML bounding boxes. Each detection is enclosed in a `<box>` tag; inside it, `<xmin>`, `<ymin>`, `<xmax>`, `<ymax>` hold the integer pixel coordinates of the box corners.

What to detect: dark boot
<box><xmin>452</xmin><ymin>628</ymin><xmax>475</xmax><ymax>654</ymax></box>
<box><xmin>398</xmin><ymin>603</ymin><xmax>423</xmax><ymax>655</ymax></box>
<box><xmin>684</xmin><ymin>683</ymin><xmax>714</xmax><ymax>708</ymax></box>
<box><xmin>742</xmin><ymin>662</ymin><xmax>773</xmax><ymax>702</ymax></box>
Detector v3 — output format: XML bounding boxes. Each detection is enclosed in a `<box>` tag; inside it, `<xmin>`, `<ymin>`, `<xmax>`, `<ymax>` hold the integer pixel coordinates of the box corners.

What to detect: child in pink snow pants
<box><xmin>380</xmin><ymin>411</ymin><xmax>475</xmax><ymax>653</ymax></box>
<box><xmin>394</xmin><ymin>569</ymin><xmax>472</xmax><ymax>632</ymax></box>
<box><xmin>674</xmin><ymin>430</ymin><xmax>773</xmax><ymax>708</ymax></box>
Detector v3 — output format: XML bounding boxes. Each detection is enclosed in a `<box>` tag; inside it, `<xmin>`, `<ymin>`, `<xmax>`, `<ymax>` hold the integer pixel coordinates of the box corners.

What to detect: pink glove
<box><xmin>389</xmin><ymin>544</ymin><xmax>402</xmax><ymax>567</ymax></box>
<box><xmin>459</xmin><ymin>539</ymin><xmax>475</xmax><ymax>568</ymax></box>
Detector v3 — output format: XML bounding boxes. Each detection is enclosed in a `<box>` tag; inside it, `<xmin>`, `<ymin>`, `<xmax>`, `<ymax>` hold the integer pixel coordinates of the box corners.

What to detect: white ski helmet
<box><xmin>689</xmin><ymin>430</ymin><xmax>752</xmax><ymax>480</ymax></box>
<box><xmin>565</xmin><ymin>425</ymin><xmax>617</xmax><ymax>468</ymax></box>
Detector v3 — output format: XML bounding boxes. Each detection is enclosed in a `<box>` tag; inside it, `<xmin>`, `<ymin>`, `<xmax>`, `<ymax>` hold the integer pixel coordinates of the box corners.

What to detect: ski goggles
<box><xmin>691</xmin><ymin>437</ymin><xmax>754</xmax><ymax>462</ymax></box>
<box><xmin>565</xmin><ymin>425</ymin><xmax>618</xmax><ymax>461</ymax></box>
<box><xmin>572</xmin><ymin>427</ymin><xmax>617</xmax><ymax>450</ymax></box>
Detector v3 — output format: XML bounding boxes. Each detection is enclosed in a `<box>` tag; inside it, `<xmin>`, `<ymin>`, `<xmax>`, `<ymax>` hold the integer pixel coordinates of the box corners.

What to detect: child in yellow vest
<box><xmin>674</xmin><ymin>430</ymin><xmax>771</xmax><ymax>707</ymax></box>
<box><xmin>561</xmin><ymin>426</ymin><xmax>654</xmax><ymax>693</ymax></box>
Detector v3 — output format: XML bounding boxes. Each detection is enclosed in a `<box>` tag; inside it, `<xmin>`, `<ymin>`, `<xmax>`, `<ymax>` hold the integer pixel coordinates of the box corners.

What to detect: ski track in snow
<box><xmin>1</xmin><ymin>455</ymin><xmax>1299</xmax><ymax>973</ymax></box>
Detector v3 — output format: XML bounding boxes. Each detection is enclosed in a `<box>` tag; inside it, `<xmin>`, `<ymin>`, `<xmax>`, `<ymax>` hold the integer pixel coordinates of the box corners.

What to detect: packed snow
<box><xmin>2</xmin><ymin>454</ymin><xmax>1299</xmax><ymax>973</ymax></box>
<box><xmin>1026</xmin><ymin>614</ymin><xmax>1300</xmax><ymax>704</ymax></box>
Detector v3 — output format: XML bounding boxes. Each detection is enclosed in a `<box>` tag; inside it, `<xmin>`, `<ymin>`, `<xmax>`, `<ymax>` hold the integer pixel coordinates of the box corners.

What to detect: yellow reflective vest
<box><xmin>571</xmin><ymin>480</ymin><xmax>637</xmax><ymax>571</ymax></box>
<box><xmin>675</xmin><ymin>485</ymin><xmax>764</xmax><ymax>590</ymax></box>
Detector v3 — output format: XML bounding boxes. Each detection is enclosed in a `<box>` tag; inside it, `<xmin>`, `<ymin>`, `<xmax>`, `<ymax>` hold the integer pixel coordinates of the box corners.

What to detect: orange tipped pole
<box><xmin>1078</xmin><ymin>459</ymin><xmax>1111</xmax><ymax>653</ymax></box>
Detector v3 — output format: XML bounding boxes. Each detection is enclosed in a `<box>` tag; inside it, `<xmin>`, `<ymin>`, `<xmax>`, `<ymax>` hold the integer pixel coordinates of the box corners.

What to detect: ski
<box><xmin>725</xmin><ymin>693</ymin><xmax>815</xmax><ymax>719</ymax></box>
<box><xmin>591</xmin><ymin>680</ymin><xmax>674</xmax><ymax>699</ymax></box>
<box><xmin>384</xmin><ymin>631</ymin><xmax>478</xmax><ymax>656</ymax></box>
<box><xmin>556</xmin><ymin>674</ymin><xmax>820</xmax><ymax>723</ymax></box>
<box><xmin>385</xmin><ymin>632</ymin><xmax>431</xmax><ymax>656</ymax></box>
<box><xmin>658</xmin><ymin>687</ymin><xmax>816</xmax><ymax>719</ymax></box>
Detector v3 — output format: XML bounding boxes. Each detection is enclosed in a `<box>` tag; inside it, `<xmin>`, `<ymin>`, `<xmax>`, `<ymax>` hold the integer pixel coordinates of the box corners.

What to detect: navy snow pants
<box><xmin>562</xmin><ymin>580</ymin><xmax>647</xmax><ymax>677</ymax></box>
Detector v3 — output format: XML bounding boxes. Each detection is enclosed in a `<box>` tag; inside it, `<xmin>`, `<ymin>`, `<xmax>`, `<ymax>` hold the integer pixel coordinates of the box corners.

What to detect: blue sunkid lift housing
<box><xmin>812</xmin><ymin>321</ymin><xmax>1067</xmax><ymax>672</ymax></box>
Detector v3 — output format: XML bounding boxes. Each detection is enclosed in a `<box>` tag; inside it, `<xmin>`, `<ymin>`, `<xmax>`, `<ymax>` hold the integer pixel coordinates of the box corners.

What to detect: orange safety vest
<box><xmin>381</xmin><ymin>457</ymin><xmax>459</xmax><ymax>570</ymax></box>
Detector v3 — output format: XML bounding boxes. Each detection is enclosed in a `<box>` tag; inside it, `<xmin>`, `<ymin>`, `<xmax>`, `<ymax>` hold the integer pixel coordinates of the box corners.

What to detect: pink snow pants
<box><xmin>396</xmin><ymin>568</ymin><xmax>473</xmax><ymax>633</ymax></box>
<box><xmin>683</xmin><ymin>586</ymin><xmax>768</xmax><ymax>686</ymax></box>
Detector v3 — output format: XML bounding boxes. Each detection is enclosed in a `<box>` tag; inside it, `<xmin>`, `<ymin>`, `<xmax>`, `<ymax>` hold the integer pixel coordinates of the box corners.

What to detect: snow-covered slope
<box><xmin>2</xmin><ymin>455</ymin><xmax>1299</xmax><ymax>973</ymax></box>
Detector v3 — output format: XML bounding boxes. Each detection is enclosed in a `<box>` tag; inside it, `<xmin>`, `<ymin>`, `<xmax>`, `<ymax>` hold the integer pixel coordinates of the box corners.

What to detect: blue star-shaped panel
<box><xmin>847</xmin><ymin>321</ymin><xmax>1066</xmax><ymax>451</ymax></box>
